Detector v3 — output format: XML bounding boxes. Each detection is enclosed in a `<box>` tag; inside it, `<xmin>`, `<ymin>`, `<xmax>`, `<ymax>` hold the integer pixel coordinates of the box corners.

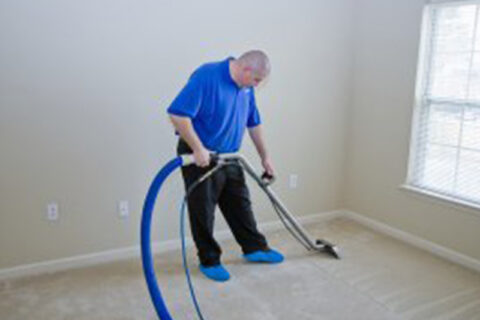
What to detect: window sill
<box><xmin>399</xmin><ymin>184</ymin><xmax>480</xmax><ymax>216</ymax></box>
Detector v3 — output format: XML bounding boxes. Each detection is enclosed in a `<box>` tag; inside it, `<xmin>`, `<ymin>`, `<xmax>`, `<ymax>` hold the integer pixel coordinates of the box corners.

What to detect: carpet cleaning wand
<box><xmin>214</xmin><ymin>154</ymin><xmax>341</xmax><ymax>258</ymax></box>
<box><xmin>140</xmin><ymin>153</ymin><xmax>340</xmax><ymax>319</ymax></box>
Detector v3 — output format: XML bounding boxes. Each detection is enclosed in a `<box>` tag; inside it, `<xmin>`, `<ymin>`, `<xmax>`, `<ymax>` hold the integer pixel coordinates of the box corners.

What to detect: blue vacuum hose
<box><xmin>140</xmin><ymin>156</ymin><xmax>183</xmax><ymax>320</ymax></box>
<box><xmin>141</xmin><ymin>155</ymin><xmax>208</xmax><ymax>320</ymax></box>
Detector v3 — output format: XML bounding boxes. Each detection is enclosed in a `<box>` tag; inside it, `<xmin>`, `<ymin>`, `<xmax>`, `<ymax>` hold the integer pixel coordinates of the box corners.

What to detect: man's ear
<box><xmin>244</xmin><ymin>67</ymin><xmax>254</xmax><ymax>81</ymax></box>
<box><xmin>243</xmin><ymin>66</ymin><xmax>252</xmax><ymax>74</ymax></box>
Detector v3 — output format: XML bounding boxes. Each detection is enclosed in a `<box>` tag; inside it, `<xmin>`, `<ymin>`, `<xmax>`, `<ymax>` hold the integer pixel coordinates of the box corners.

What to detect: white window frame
<box><xmin>403</xmin><ymin>0</ymin><xmax>480</xmax><ymax>214</ymax></box>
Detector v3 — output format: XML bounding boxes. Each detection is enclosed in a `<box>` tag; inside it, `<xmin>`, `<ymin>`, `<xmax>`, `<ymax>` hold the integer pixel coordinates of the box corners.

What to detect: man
<box><xmin>167</xmin><ymin>50</ymin><xmax>283</xmax><ymax>282</ymax></box>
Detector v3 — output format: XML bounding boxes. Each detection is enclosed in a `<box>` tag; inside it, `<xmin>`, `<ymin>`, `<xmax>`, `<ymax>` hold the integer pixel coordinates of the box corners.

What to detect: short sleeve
<box><xmin>247</xmin><ymin>89</ymin><xmax>262</xmax><ymax>128</ymax></box>
<box><xmin>167</xmin><ymin>71</ymin><xmax>204</xmax><ymax>119</ymax></box>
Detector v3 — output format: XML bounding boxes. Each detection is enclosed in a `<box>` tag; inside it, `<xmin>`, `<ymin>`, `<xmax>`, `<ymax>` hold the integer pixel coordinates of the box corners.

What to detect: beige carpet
<box><xmin>1</xmin><ymin>218</ymin><xmax>480</xmax><ymax>320</ymax></box>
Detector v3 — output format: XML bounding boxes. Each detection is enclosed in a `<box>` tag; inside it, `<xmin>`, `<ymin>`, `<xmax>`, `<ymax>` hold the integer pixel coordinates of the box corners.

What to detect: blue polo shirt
<box><xmin>167</xmin><ymin>58</ymin><xmax>261</xmax><ymax>153</ymax></box>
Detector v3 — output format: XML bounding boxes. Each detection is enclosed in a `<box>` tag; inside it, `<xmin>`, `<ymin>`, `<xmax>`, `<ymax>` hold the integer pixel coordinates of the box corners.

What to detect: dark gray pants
<box><xmin>177</xmin><ymin>140</ymin><xmax>269</xmax><ymax>266</ymax></box>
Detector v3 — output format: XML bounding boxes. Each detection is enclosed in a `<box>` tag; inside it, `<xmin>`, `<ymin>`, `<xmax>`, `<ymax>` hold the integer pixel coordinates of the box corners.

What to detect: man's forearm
<box><xmin>248</xmin><ymin>125</ymin><xmax>269</xmax><ymax>160</ymax></box>
<box><xmin>169</xmin><ymin>115</ymin><xmax>204</xmax><ymax>152</ymax></box>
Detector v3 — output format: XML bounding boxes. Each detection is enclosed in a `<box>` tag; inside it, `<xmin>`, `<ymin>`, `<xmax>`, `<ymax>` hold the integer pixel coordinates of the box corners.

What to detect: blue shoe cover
<box><xmin>199</xmin><ymin>264</ymin><xmax>231</xmax><ymax>282</ymax></box>
<box><xmin>243</xmin><ymin>249</ymin><xmax>284</xmax><ymax>264</ymax></box>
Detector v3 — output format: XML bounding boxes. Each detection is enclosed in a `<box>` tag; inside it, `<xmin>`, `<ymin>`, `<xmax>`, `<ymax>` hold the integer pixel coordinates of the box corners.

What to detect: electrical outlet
<box><xmin>289</xmin><ymin>174</ymin><xmax>298</xmax><ymax>189</ymax></box>
<box><xmin>47</xmin><ymin>202</ymin><xmax>59</xmax><ymax>221</ymax></box>
<box><xmin>119</xmin><ymin>201</ymin><xmax>129</xmax><ymax>219</ymax></box>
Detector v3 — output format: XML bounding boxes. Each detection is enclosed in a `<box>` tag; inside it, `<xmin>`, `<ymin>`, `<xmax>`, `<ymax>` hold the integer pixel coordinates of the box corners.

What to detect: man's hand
<box><xmin>193</xmin><ymin>146</ymin><xmax>211</xmax><ymax>167</ymax></box>
<box><xmin>168</xmin><ymin>115</ymin><xmax>210</xmax><ymax>167</ymax></box>
<box><xmin>248</xmin><ymin>125</ymin><xmax>274</xmax><ymax>176</ymax></box>
<box><xmin>261</xmin><ymin>157</ymin><xmax>275</xmax><ymax>177</ymax></box>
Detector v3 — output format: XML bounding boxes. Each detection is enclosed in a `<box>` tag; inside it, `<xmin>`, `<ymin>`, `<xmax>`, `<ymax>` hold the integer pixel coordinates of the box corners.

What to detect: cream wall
<box><xmin>345</xmin><ymin>0</ymin><xmax>480</xmax><ymax>261</ymax></box>
<box><xmin>0</xmin><ymin>0</ymin><xmax>354</xmax><ymax>269</ymax></box>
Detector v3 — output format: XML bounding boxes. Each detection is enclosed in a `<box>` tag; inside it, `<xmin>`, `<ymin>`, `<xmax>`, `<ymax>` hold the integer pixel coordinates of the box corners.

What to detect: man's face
<box><xmin>240</xmin><ymin>67</ymin><xmax>267</xmax><ymax>88</ymax></box>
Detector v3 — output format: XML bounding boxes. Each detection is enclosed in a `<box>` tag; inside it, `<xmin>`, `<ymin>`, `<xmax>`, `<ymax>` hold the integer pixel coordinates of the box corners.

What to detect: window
<box><xmin>407</xmin><ymin>0</ymin><xmax>480</xmax><ymax>208</ymax></box>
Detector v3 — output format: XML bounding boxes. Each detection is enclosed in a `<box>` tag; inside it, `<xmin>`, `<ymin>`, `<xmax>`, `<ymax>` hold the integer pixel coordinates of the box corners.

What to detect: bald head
<box><xmin>230</xmin><ymin>50</ymin><xmax>270</xmax><ymax>88</ymax></box>
<box><xmin>237</xmin><ymin>50</ymin><xmax>271</xmax><ymax>77</ymax></box>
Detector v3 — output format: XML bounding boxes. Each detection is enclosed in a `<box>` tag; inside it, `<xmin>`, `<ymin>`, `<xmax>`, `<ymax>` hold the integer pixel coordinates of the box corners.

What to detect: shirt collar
<box><xmin>223</xmin><ymin>56</ymin><xmax>240</xmax><ymax>88</ymax></box>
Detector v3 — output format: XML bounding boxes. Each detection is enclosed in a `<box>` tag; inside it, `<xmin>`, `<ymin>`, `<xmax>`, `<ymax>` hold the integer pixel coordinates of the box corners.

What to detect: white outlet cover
<box><xmin>47</xmin><ymin>202</ymin><xmax>59</xmax><ymax>221</ymax></box>
<box><xmin>119</xmin><ymin>201</ymin><xmax>129</xmax><ymax>218</ymax></box>
<box><xmin>289</xmin><ymin>174</ymin><xmax>298</xmax><ymax>189</ymax></box>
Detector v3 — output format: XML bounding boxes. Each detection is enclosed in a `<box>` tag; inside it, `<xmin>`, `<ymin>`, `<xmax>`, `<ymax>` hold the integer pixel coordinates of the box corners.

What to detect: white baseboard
<box><xmin>343</xmin><ymin>210</ymin><xmax>480</xmax><ymax>273</ymax></box>
<box><xmin>0</xmin><ymin>210</ymin><xmax>343</xmax><ymax>281</ymax></box>
<box><xmin>3</xmin><ymin>209</ymin><xmax>478</xmax><ymax>281</ymax></box>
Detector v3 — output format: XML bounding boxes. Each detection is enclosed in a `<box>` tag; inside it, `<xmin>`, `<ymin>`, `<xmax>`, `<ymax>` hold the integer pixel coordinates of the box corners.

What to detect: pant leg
<box><xmin>217</xmin><ymin>163</ymin><xmax>269</xmax><ymax>254</ymax></box>
<box><xmin>177</xmin><ymin>139</ymin><xmax>226</xmax><ymax>266</ymax></box>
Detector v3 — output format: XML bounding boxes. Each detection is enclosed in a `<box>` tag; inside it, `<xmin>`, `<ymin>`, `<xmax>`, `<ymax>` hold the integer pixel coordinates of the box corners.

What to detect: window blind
<box><xmin>408</xmin><ymin>0</ymin><xmax>480</xmax><ymax>207</ymax></box>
